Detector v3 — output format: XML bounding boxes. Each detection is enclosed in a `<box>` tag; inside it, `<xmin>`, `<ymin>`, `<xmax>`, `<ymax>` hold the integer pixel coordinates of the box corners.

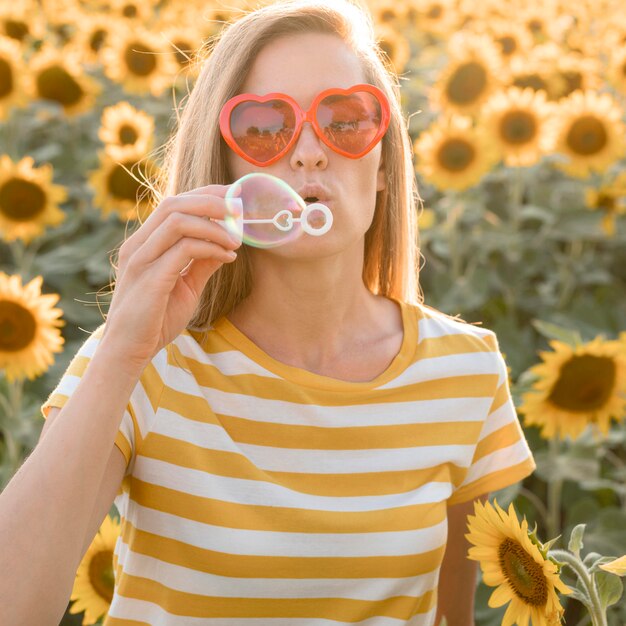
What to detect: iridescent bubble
<box><xmin>221</xmin><ymin>172</ymin><xmax>332</xmax><ymax>249</ymax></box>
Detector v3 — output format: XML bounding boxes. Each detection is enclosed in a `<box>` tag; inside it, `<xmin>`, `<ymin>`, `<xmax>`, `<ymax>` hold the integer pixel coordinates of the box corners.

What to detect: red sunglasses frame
<box><xmin>219</xmin><ymin>83</ymin><xmax>391</xmax><ymax>167</ymax></box>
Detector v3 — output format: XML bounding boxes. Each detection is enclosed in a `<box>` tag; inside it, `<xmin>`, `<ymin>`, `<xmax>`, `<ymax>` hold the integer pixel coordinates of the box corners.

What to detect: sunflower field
<box><xmin>1</xmin><ymin>0</ymin><xmax>626</xmax><ymax>624</ymax></box>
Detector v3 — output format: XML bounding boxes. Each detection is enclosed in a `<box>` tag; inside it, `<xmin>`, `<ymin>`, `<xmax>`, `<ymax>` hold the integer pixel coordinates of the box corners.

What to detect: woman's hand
<box><xmin>102</xmin><ymin>183</ymin><xmax>242</xmax><ymax>370</ymax></box>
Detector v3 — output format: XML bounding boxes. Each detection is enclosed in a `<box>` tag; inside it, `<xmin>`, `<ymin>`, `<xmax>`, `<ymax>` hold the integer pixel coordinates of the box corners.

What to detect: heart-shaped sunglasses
<box><xmin>219</xmin><ymin>83</ymin><xmax>391</xmax><ymax>167</ymax></box>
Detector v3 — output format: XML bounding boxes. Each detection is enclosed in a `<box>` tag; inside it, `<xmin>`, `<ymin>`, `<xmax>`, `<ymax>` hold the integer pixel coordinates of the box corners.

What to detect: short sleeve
<box><xmin>448</xmin><ymin>337</ymin><xmax>536</xmax><ymax>505</ymax></box>
<box><xmin>40</xmin><ymin>322</ymin><xmax>165</xmax><ymax>478</ymax></box>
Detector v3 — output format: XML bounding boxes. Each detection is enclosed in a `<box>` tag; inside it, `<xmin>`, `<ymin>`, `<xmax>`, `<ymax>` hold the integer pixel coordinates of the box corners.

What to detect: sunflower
<box><xmin>0</xmin><ymin>35</ymin><xmax>29</xmax><ymax>122</ymax></box>
<box><xmin>430</xmin><ymin>31</ymin><xmax>504</xmax><ymax>116</ymax></box>
<box><xmin>465</xmin><ymin>499</ymin><xmax>572</xmax><ymax>626</ymax></box>
<box><xmin>154</xmin><ymin>23</ymin><xmax>204</xmax><ymax>82</ymax></box>
<box><xmin>607</xmin><ymin>46</ymin><xmax>626</xmax><ymax>95</ymax></box>
<box><xmin>88</xmin><ymin>149</ymin><xmax>160</xmax><ymax>222</ymax></box>
<box><xmin>100</xmin><ymin>25</ymin><xmax>179</xmax><ymax>97</ymax></box>
<box><xmin>0</xmin><ymin>272</ymin><xmax>65</xmax><ymax>383</ymax></box>
<box><xmin>0</xmin><ymin>155</ymin><xmax>68</xmax><ymax>245</ymax></box>
<box><xmin>107</xmin><ymin>0</ymin><xmax>160</xmax><ymax>23</ymax></box>
<box><xmin>481</xmin><ymin>87</ymin><xmax>554</xmax><ymax>168</ymax></box>
<box><xmin>509</xmin><ymin>54</ymin><xmax>552</xmax><ymax>95</ymax></box>
<box><xmin>411</xmin><ymin>0</ymin><xmax>458</xmax><ymax>39</ymax></box>
<box><xmin>584</xmin><ymin>171</ymin><xmax>626</xmax><ymax>237</ymax></box>
<box><xmin>526</xmin><ymin>43</ymin><xmax>602</xmax><ymax>102</ymax></box>
<box><xmin>518</xmin><ymin>336</ymin><xmax>626</xmax><ymax>441</ymax></box>
<box><xmin>374</xmin><ymin>22</ymin><xmax>411</xmax><ymax>76</ymax></box>
<box><xmin>26</xmin><ymin>44</ymin><xmax>102</xmax><ymax>118</ymax></box>
<box><xmin>480</xmin><ymin>19</ymin><xmax>534</xmax><ymax>66</ymax></box>
<box><xmin>0</xmin><ymin>0</ymin><xmax>46</xmax><ymax>44</ymax></box>
<box><xmin>543</xmin><ymin>90</ymin><xmax>626</xmax><ymax>179</ymax></box>
<box><xmin>98</xmin><ymin>101</ymin><xmax>155</xmax><ymax>160</ymax></box>
<box><xmin>69</xmin><ymin>514</ymin><xmax>121</xmax><ymax>625</ymax></box>
<box><xmin>66</xmin><ymin>12</ymin><xmax>116</xmax><ymax>66</ymax></box>
<box><xmin>413</xmin><ymin>114</ymin><xmax>499</xmax><ymax>191</ymax></box>
<box><xmin>368</xmin><ymin>0</ymin><xmax>410</xmax><ymax>27</ymax></box>
<box><xmin>517</xmin><ymin>3</ymin><xmax>563</xmax><ymax>45</ymax></box>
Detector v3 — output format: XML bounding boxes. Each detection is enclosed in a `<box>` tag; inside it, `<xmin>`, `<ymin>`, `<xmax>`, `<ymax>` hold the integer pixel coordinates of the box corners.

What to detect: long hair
<box><xmin>130</xmin><ymin>0</ymin><xmax>426</xmax><ymax>344</ymax></box>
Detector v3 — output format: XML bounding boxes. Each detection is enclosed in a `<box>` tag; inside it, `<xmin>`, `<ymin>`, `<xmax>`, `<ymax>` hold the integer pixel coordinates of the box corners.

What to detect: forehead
<box><xmin>240</xmin><ymin>32</ymin><xmax>367</xmax><ymax>106</ymax></box>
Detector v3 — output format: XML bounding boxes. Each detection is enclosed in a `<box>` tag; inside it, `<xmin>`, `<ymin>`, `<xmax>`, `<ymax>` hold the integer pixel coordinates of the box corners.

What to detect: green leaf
<box><xmin>568</xmin><ymin>524</ymin><xmax>586</xmax><ymax>557</ymax></box>
<box><xmin>530</xmin><ymin>319</ymin><xmax>583</xmax><ymax>348</ymax></box>
<box><xmin>594</xmin><ymin>570</ymin><xmax>623</xmax><ymax>609</ymax></box>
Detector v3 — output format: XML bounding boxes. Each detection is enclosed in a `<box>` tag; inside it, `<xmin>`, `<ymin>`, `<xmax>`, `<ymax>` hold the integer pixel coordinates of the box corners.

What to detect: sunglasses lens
<box><xmin>317</xmin><ymin>91</ymin><xmax>383</xmax><ymax>155</ymax></box>
<box><xmin>229</xmin><ymin>100</ymin><xmax>296</xmax><ymax>164</ymax></box>
<box><xmin>227</xmin><ymin>90</ymin><xmax>385</xmax><ymax>164</ymax></box>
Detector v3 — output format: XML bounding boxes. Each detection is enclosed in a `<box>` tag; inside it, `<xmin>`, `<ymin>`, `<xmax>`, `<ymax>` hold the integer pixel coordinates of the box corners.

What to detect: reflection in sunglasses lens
<box><xmin>230</xmin><ymin>91</ymin><xmax>382</xmax><ymax>162</ymax></box>
<box><xmin>231</xmin><ymin>100</ymin><xmax>295</xmax><ymax>163</ymax></box>
<box><xmin>318</xmin><ymin>92</ymin><xmax>381</xmax><ymax>154</ymax></box>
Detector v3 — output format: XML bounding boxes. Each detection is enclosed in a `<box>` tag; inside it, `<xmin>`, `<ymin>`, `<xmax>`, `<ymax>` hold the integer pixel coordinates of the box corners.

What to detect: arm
<box><xmin>0</xmin><ymin>337</ymin><xmax>141</xmax><ymax>626</ymax></box>
<box><xmin>435</xmin><ymin>493</ymin><xmax>490</xmax><ymax>626</ymax></box>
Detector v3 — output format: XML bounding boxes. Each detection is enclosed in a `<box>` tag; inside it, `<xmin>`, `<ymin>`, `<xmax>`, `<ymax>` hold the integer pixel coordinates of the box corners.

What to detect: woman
<box><xmin>19</xmin><ymin>0</ymin><xmax>535</xmax><ymax>624</ymax></box>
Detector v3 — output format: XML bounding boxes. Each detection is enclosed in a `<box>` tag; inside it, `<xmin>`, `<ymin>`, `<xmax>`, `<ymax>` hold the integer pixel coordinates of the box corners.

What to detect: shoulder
<box><xmin>413</xmin><ymin>301</ymin><xmax>499</xmax><ymax>353</ymax></box>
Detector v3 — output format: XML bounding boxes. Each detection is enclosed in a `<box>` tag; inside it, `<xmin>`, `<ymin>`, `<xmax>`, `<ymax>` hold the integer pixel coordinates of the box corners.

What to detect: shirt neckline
<box><xmin>210</xmin><ymin>296</ymin><xmax>419</xmax><ymax>391</ymax></box>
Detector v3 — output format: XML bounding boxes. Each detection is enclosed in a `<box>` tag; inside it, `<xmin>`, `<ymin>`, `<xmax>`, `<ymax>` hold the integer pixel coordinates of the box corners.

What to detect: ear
<box><xmin>376</xmin><ymin>153</ymin><xmax>386</xmax><ymax>192</ymax></box>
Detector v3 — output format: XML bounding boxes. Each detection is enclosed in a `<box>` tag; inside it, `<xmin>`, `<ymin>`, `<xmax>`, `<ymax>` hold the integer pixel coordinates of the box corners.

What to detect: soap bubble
<box><xmin>221</xmin><ymin>173</ymin><xmax>332</xmax><ymax>249</ymax></box>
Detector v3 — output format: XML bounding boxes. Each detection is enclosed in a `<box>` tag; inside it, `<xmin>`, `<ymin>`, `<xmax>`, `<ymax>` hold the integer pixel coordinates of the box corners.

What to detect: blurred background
<box><xmin>0</xmin><ymin>0</ymin><xmax>625</xmax><ymax>624</ymax></box>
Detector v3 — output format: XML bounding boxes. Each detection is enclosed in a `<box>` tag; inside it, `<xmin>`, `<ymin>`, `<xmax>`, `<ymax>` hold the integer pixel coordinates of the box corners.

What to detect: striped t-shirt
<box><xmin>41</xmin><ymin>297</ymin><xmax>536</xmax><ymax>626</ymax></box>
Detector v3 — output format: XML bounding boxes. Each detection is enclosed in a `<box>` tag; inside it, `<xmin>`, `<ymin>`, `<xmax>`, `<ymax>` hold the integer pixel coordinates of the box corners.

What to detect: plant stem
<box><xmin>550</xmin><ymin>549</ymin><xmax>608</xmax><ymax>626</ymax></box>
<box><xmin>446</xmin><ymin>193</ymin><xmax>463</xmax><ymax>283</ymax></box>
<box><xmin>547</xmin><ymin>435</ymin><xmax>563</xmax><ymax>539</ymax></box>
<box><xmin>518</xmin><ymin>486</ymin><xmax>549</xmax><ymax>529</ymax></box>
<box><xmin>2</xmin><ymin>378</ymin><xmax>25</xmax><ymax>487</ymax></box>
<box><xmin>509</xmin><ymin>165</ymin><xmax>524</xmax><ymax>234</ymax></box>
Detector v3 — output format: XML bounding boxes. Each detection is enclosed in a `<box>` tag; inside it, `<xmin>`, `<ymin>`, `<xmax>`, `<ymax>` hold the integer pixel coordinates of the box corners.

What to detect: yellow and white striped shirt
<box><xmin>41</xmin><ymin>297</ymin><xmax>536</xmax><ymax>625</ymax></box>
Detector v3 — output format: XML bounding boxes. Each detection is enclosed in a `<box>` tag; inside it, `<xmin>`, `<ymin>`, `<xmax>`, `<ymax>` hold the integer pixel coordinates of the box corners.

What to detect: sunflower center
<box><xmin>427</xmin><ymin>5</ymin><xmax>443</xmax><ymax>19</ymax></box>
<box><xmin>5</xmin><ymin>19</ymin><xmax>29</xmax><ymax>42</ymax></box>
<box><xmin>122</xmin><ymin>3</ymin><xmax>138</xmax><ymax>18</ymax></box>
<box><xmin>379</xmin><ymin>41</ymin><xmax>395</xmax><ymax>60</ymax></box>
<box><xmin>595</xmin><ymin>192</ymin><xmax>616</xmax><ymax>211</ymax></box>
<box><xmin>119</xmin><ymin>124</ymin><xmax>139</xmax><ymax>145</ymax></box>
<box><xmin>566</xmin><ymin>115</ymin><xmax>608</xmax><ymax>156</ymax></box>
<box><xmin>89</xmin><ymin>29</ymin><xmax>107</xmax><ymax>53</ymax></box>
<box><xmin>446</xmin><ymin>61</ymin><xmax>488</xmax><ymax>105</ymax></box>
<box><xmin>498</xmin><ymin>538</ymin><xmax>549</xmax><ymax>606</ymax></box>
<box><xmin>124</xmin><ymin>42</ymin><xmax>157</xmax><ymax>76</ymax></box>
<box><xmin>513</xmin><ymin>74</ymin><xmax>548</xmax><ymax>92</ymax></box>
<box><xmin>36</xmin><ymin>65</ymin><xmax>84</xmax><ymax>107</ymax></box>
<box><xmin>0</xmin><ymin>300</ymin><xmax>37</xmax><ymax>352</ymax></box>
<box><xmin>547</xmin><ymin>354</ymin><xmax>616</xmax><ymax>412</ymax></box>
<box><xmin>173</xmin><ymin>40</ymin><xmax>193</xmax><ymax>66</ymax></box>
<box><xmin>0</xmin><ymin>58</ymin><xmax>13</xmax><ymax>98</ymax></box>
<box><xmin>527</xmin><ymin>18</ymin><xmax>544</xmax><ymax>35</ymax></box>
<box><xmin>0</xmin><ymin>177</ymin><xmax>47</xmax><ymax>221</ymax></box>
<box><xmin>89</xmin><ymin>549</ymin><xmax>115</xmax><ymax>602</ymax></box>
<box><xmin>497</xmin><ymin>35</ymin><xmax>517</xmax><ymax>57</ymax></box>
<box><xmin>108</xmin><ymin>161</ymin><xmax>143</xmax><ymax>202</ymax></box>
<box><xmin>437</xmin><ymin>138</ymin><xmax>475</xmax><ymax>171</ymax></box>
<box><xmin>500</xmin><ymin>110</ymin><xmax>537</xmax><ymax>144</ymax></box>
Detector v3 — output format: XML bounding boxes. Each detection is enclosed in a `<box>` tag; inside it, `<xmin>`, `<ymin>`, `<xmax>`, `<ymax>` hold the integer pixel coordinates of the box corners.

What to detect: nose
<box><xmin>289</xmin><ymin>121</ymin><xmax>328</xmax><ymax>169</ymax></box>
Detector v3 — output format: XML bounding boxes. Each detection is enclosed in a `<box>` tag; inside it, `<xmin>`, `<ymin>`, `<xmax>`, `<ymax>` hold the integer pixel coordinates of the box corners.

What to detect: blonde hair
<box><xmin>135</xmin><ymin>0</ymin><xmax>428</xmax><ymax>343</ymax></box>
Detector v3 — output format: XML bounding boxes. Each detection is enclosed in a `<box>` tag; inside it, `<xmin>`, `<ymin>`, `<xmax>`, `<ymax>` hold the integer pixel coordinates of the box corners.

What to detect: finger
<box><xmin>155</xmin><ymin>237</ymin><xmax>237</xmax><ymax>283</ymax></box>
<box><xmin>121</xmin><ymin>193</ymin><xmax>233</xmax><ymax>263</ymax></box>
<box><xmin>131</xmin><ymin>211</ymin><xmax>239</xmax><ymax>270</ymax></box>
